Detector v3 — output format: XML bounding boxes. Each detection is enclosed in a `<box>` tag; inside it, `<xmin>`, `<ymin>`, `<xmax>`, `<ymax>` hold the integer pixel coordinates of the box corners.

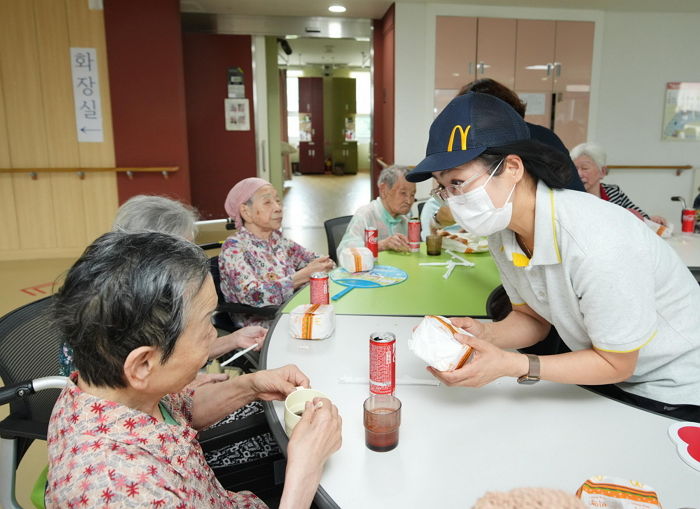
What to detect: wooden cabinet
<box><xmin>298</xmin><ymin>77</ymin><xmax>324</xmax><ymax>173</ymax></box>
<box><xmin>435</xmin><ymin>16</ymin><xmax>477</xmax><ymax>90</ymax></box>
<box><xmin>476</xmin><ymin>18</ymin><xmax>517</xmax><ymax>89</ymax></box>
<box><xmin>332</xmin><ymin>141</ymin><xmax>358</xmax><ymax>175</ymax></box>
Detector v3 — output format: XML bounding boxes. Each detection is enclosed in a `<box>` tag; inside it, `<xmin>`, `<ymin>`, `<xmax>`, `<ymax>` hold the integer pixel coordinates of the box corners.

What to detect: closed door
<box><xmin>553</xmin><ymin>21</ymin><xmax>594</xmax><ymax>93</ymax></box>
<box><xmin>514</xmin><ymin>19</ymin><xmax>556</xmax><ymax>92</ymax></box>
<box><xmin>435</xmin><ymin>16</ymin><xmax>477</xmax><ymax>90</ymax></box>
<box><xmin>476</xmin><ymin>18</ymin><xmax>516</xmax><ymax>89</ymax></box>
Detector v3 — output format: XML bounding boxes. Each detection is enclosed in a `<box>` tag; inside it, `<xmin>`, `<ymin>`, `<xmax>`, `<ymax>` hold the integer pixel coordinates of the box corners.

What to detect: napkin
<box><xmin>409</xmin><ymin>315</ymin><xmax>473</xmax><ymax>371</ymax></box>
<box><xmin>339</xmin><ymin>246</ymin><xmax>374</xmax><ymax>273</ymax></box>
<box><xmin>289</xmin><ymin>304</ymin><xmax>335</xmax><ymax>340</ymax></box>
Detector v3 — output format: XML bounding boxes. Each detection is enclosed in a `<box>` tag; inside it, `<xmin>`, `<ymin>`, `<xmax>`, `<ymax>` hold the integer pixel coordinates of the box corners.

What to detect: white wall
<box><xmin>394</xmin><ymin>4</ymin><xmax>700</xmax><ymax>227</ymax></box>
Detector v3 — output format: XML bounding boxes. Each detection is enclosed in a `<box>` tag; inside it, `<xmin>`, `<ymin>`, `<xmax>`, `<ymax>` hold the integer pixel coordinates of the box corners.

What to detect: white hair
<box><xmin>377</xmin><ymin>165</ymin><xmax>411</xmax><ymax>189</ymax></box>
<box><xmin>570</xmin><ymin>142</ymin><xmax>607</xmax><ymax>169</ymax></box>
<box><xmin>112</xmin><ymin>195</ymin><xmax>199</xmax><ymax>241</ymax></box>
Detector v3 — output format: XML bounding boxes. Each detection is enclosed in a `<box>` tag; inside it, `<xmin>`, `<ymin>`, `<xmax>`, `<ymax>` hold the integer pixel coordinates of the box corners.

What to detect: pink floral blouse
<box><xmin>45</xmin><ymin>374</ymin><xmax>267</xmax><ymax>508</ymax></box>
<box><xmin>219</xmin><ymin>227</ymin><xmax>318</xmax><ymax>326</ymax></box>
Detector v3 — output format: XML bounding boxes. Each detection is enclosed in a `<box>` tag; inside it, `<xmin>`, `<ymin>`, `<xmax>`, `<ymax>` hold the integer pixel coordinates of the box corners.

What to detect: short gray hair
<box><xmin>112</xmin><ymin>195</ymin><xmax>199</xmax><ymax>241</ymax></box>
<box><xmin>570</xmin><ymin>142</ymin><xmax>607</xmax><ymax>169</ymax></box>
<box><xmin>377</xmin><ymin>165</ymin><xmax>411</xmax><ymax>189</ymax></box>
<box><xmin>52</xmin><ymin>232</ymin><xmax>210</xmax><ymax>389</ymax></box>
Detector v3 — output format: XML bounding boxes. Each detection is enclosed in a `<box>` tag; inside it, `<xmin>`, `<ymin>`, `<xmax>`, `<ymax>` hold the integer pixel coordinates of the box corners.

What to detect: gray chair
<box><xmin>324</xmin><ymin>215</ymin><xmax>352</xmax><ymax>263</ymax></box>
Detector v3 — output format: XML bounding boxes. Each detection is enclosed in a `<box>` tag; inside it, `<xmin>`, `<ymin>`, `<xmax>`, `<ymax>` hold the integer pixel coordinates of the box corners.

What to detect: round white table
<box><xmin>261</xmin><ymin>314</ymin><xmax>700</xmax><ymax>508</ymax></box>
<box><xmin>666</xmin><ymin>233</ymin><xmax>700</xmax><ymax>270</ymax></box>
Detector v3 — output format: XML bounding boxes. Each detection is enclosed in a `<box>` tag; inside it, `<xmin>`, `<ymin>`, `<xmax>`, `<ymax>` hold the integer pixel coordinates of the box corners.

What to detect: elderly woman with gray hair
<box><xmin>58</xmin><ymin>195</ymin><xmax>266</xmax><ymax>376</ymax></box>
<box><xmin>570</xmin><ymin>142</ymin><xmax>667</xmax><ymax>226</ymax></box>
<box><xmin>220</xmin><ymin>178</ymin><xmax>334</xmax><ymax>327</ymax></box>
<box><xmin>337</xmin><ymin>165</ymin><xmax>417</xmax><ymax>253</ymax></box>
<box><xmin>47</xmin><ymin>232</ymin><xmax>342</xmax><ymax>508</ymax></box>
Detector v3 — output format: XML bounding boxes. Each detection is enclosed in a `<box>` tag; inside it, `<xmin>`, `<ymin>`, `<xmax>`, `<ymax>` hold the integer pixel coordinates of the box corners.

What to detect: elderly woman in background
<box><xmin>47</xmin><ymin>232</ymin><xmax>342</xmax><ymax>508</ymax></box>
<box><xmin>59</xmin><ymin>195</ymin><xmax>266</xmax><ymax>377</ymax></box>
<box><xmin>337</xmin><ymin>165</ymin><xmax>417</xmax><ymax>253</ymax></box>
<box><xmin>220</xmin><ymin>178</ymin><xmax>334</xmax><ymax>327</ymax></box>
<box><xmin>570</xmin><ymin>142</ymin><xmax>668</xmax><ymax>225</ymax></box>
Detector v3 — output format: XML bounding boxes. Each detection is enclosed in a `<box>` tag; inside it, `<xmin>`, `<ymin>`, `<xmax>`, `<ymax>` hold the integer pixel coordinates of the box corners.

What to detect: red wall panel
<box><xmin>182</xmin><ymin>33</ymin><xmax>257</xmax><ymax>219</ymax></box>
<box><xmin>372</xmin><ymin>5</ymin><xmax>395</xmax><ymax>198</ymax></box>
<box><xmin>104</xmin><ymin>0</ymin><xmax>191</xmax><ymax>203</ymax></box>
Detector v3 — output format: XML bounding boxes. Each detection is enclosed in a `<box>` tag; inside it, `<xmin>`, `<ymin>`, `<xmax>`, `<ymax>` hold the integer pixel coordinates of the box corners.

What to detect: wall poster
<box><xmin>663</xmin><ymin>82</ymin><xmax>700</xmax><ymax>141</ymax></box>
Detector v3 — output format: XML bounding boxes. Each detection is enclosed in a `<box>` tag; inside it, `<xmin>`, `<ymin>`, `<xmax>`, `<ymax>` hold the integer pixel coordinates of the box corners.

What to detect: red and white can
<box><xmin>408</xmin><ymin>219</ymin><xmax>421</xmax><ymax>252</ymax></box>
<box><xmin>681</xmin><ymin>209</ymin><xmax>696</xmax><ymax>234</ymax></box>
<box><xmin>369</xmin><ymin>331</ymin><xmax>396</xmax><ymax>395</ymax></box>
<box><xmin>309</xmin><ymin>272</ymin><xmax>329</xmax><ymax>305</ymax></box>
<box><xmin>364</xmin><ymin>227</ymin><xmax>378</xmax><ymax>260</ymax></box>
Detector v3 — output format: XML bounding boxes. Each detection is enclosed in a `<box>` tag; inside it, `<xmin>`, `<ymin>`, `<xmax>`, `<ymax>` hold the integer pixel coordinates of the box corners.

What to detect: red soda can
<box><xmin>408</xmin><ymin>219</ymin><xmax>421</xmax><ymax>252</ymax></box>
<box><xmin>681</xmin><ymin>209</ymin><xmax>696</xmax><ymax>234</ymax></box>
<box><xmin>369</xmin><ymin>332</ymin><xmax>396</xmax><ymax>395</ymax></box>
<box><xmin>364</xmin><ymin>227</ymin><xmax>378</xmax><ymax>259</ymax></box>
<box><xmin>309</xmin><ymin>272</ymin><xmax>329</xmax><ymax>305</ymax></box>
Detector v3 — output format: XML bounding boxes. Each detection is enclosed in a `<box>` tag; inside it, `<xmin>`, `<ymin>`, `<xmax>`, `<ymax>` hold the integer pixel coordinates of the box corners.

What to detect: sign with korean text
<box><xmin>70</xmin><ymin>48</ymin><xmax>104</xmax><ymax>143</ymax></box>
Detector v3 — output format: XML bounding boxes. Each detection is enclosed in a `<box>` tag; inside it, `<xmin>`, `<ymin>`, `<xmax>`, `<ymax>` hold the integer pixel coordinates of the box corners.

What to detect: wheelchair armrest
<box><xmin>0</xmin><ymin>416</ymin><xmax>48</xmax><ymax>441</ymax></box>
<box><xmin>217</xmin><ymin>302</ymin><xmax>279</xmax><ymax>319</ymax></box>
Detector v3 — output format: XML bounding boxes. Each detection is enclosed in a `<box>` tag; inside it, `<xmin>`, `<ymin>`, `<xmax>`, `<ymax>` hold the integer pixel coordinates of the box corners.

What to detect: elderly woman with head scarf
<box><xmin>47</xmin><ymin>232</ymin><xmax>342</xmax><ymax>508</ymax></box>
<box><xmin>220</xmin><ymin>178</ymin><xmax>334</xmax><ymax>326</ymax></box>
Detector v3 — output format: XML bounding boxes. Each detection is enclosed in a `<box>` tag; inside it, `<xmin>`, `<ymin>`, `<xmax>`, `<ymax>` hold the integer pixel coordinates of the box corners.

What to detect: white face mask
<box><xmin>446</xmin><ymin>160</ymin><xmax>516</xmax><ymax>237</ymax></box>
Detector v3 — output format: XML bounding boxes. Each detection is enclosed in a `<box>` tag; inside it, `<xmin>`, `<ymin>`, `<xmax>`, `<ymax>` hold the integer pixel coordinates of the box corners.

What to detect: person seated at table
<box><xmin>47</xmin><ymin>232</ymin><xmax>342</xmax><ymax>508</ymax></box>
<box><xmin>338</xmin><ymin>165</ymin><xmax>417</xmax><ymax>253</ymax></box>
<box><xmin>570</xmin><ymin>142</ymin><xmax>668</xmax><ymax>225</ymax></box>
<box><xmin>406</xmin><ymin>92</ymin><xmax>700</xmax><ymax>422</ymax></box>
<box><xmin>220</xmin><ymin>178</ymin><xmax>334</xmax><ymax>327</ymax></box>
<box><xmin>59</xmin><ymin>195</ymin><xmax>266</xmax><ymax>377</ymax></box>
<box><xmin>419</xmin><ymin>196</ymin><xmax>459</xmax><ymax>240</ymax></box>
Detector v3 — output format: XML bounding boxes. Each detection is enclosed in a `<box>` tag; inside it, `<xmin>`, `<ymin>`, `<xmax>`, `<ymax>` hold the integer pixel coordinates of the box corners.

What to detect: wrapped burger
<box><xmin>339</xmin><ymin>246</ymin><xmax>374</xmax><ymax>273</ymax></box>
<box><xmin>409</xmin><ymin>315</ymin><xmax>474</xmax><ymax>371</ymax></box>
<box><xmin>289</xmin><ymin>304</ymin><xmax>335</xmax><ymax>340</ymax></box>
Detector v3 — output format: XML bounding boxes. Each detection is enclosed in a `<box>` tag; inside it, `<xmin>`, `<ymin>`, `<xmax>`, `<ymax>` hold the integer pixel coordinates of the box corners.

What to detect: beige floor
<box><xmin>0</xmin><ymin>171</ymin><xmax>370</xmax><ymax>506</ymax></box>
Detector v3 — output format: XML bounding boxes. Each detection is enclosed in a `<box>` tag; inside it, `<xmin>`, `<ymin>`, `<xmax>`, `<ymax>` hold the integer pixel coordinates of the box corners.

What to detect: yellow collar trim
<box><xmin>549</xmin><ymin>189</ymin><xmax>562</xmax><ymax>264</ymax></box>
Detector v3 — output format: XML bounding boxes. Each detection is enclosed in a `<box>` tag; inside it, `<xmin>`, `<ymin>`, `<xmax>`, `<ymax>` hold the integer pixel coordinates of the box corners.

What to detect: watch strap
<box><xmin>517</xmin><ymin>354</ymin><xmax>540</xmax><ymax>384</ymax></box>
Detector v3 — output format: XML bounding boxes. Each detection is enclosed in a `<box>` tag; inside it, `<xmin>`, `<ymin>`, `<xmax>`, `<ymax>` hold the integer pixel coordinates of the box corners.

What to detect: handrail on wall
<box><xmin>0</xmin><ymin>166</ymin><xmax>179</xmax><ymax>180</ymax></box>
<box><xmin>607</xmin><ymin>164</ymin><xmax>693</xmax><ymax>177</ymax></box>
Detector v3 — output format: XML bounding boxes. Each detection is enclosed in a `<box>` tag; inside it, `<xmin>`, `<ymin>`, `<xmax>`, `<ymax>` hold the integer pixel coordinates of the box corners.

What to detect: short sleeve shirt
<box><xmin>45</xmin><ymin>375</ymin><xmax>268</xmax><ymax>508</ymax></box>
<box><xmin>489</xmin><ymin>181</ymin><xmax>700</xmax><ymax>405</ymax></box>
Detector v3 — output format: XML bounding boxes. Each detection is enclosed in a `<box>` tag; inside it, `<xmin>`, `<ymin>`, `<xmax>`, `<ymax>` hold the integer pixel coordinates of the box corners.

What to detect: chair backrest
<box><xmin>0</xmin><ymin>296</ymin><xmax>62</xmax><ymax>425</ymax></box>
<box><xmin>324</xmin><ymin>215</ymin><xmax>353</xmax><ymax>263</ymax></box>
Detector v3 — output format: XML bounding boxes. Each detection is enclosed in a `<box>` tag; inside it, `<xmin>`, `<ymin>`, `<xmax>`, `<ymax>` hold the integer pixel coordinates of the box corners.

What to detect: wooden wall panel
<box><xmin>0</xmin><ymin>72</ymin><xmax>21</xmax><ymax>251</ymax></box>
<box><xmin>82</xmin><ymin>172</ymin><xmax>118</xmax><ymax>242</ymax></box>
<box><xmin>12</xmin><ymin>173</ymin><xmax>57</xmax><ymax>249</ymax></box>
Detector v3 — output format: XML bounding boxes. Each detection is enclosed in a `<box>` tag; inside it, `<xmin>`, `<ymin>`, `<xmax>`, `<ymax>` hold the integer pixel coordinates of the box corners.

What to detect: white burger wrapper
<box><xmin>339</xmin><ymin>246</ymin><xmax>374</xmax><ymax>273</ymax></box>
<box><xmin>289</xmin><ymin>304</ymin><xmax>335</xmax><ymax>340</ymax></box>
<box><xmin>409</xmin><ymin>315</ymin><xmax>474</xmax><ymax>371</ymax></box>
<box><xmin>643</xmin><ymin>217</ymin><xmax>673</xmax><ymax>238</ymax></box>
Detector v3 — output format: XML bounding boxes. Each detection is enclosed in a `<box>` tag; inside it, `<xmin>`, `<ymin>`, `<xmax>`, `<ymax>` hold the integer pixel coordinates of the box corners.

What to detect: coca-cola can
<box><xmin>369</xmin><ymin>332</ymin><xmax>396</xmax><ymax>395</ymax></box>
<box><xmin>364</xmin><ymin>227</ymin><xmax>378</xmax><ymax>259</ymax></box>
<box><xmin>408</xmin><ymin>219</ymin><xmax>421</xmax><ymax>252</ymax></box>
<box><xmin>681</xmin><ymin>209</ymin><xmax>696</xmax><ymax>234</ymax></box>
<box><xmin>309</xmin><ymin>272</ymin><xmax>329</xmax><ymax>305</ymax></box>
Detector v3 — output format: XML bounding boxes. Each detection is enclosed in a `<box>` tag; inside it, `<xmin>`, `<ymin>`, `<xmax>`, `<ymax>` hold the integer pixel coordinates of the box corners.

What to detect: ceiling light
<box><xmin>329</xmin><ymin>5</ymin><xmax>346</xmax><ymax>13</ymax></box>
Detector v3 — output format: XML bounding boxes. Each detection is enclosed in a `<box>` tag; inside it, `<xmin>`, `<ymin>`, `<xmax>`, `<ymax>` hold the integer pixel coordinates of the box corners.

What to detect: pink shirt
<box><xmin>46</xmin><ymin>374</ymin><xmax>267</xmax><ymax>508</ymax></box>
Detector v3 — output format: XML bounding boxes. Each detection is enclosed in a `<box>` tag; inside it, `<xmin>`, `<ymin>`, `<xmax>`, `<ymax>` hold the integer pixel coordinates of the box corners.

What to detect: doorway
<box><xmin>278</xmin><ymin>36</ymin><xmax>371</xmax><ymax>253</ymax></box>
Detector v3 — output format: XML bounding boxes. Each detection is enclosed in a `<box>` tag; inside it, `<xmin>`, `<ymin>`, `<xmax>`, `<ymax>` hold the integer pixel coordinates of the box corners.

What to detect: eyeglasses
<box><xmin>429</xmin><ymin>168</ymin><xmax>489</xmax><ymax>203</ymax></box>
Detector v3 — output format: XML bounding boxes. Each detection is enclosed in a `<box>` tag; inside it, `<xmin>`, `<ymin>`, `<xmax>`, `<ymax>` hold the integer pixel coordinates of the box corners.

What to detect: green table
<box><xmin>282</xmin><ymin>245</ymin><xmax>501</xmax><ymax>317</ymax></box>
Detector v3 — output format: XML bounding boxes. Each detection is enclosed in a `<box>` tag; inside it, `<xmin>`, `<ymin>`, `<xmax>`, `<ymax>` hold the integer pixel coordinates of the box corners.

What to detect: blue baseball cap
<box><xmin>406</xmin><ymin>92</ymin><xmax>531</xmax><ymax>182</ymax></box>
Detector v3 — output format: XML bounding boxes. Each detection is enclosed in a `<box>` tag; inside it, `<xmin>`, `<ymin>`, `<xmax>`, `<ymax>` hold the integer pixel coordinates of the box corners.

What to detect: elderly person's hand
<box><xmin>435</xmin><ymin>205</ymin><xmax>456</xmax><ymax>227</ymax></box>
<box><xmin>186</xmin><ymin>372</ymin><xmax>230</xmax><ymax>390</ymax></box>
<box><xmin>427</xmin><ymin>333</ymin><xmax>522</xmax><ymax>388</ymax></box>
<box><xmin>649</xmin><ymin>215</ymin><xmax>668</xmax><ymax>226</ymax></box>
<box><xmin>249</xmin><ymin>364</ymin><xmax>310</xmax><ymax>401</ymax></box>
<box><xmin>379</xmin><ymin>233</ymin><xmax>411</xmax><ymax>252</ymax></box>
<box><xmin>233</xmin><ymin>326</ymin><xmax>266</xmax><ymax>350</ymax></box>
<box><xmin>282</xmin><ymin>397</ymin><xmax>342</xmax><ymax>508</ymax></box>
<box><xmin>306</xmin><ymin>256</ymin><xmax>335</xmax><ymax>274</ymax></box>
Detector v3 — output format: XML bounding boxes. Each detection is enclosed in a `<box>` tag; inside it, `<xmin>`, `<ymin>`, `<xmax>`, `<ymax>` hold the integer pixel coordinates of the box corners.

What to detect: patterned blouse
<box><xmin>45</xmin><ymin>374</ymin><xmax>268</xmax><ymax>508</ymax></box>
<box><xmin>600</xmin><ymin>183</ymin><xmax>649</xmax><ymax>218</ymax></box>
<box><xmin>219</xmin><ymin>227</ymin><xmax>318</xmax><ymax>326</ymax></box>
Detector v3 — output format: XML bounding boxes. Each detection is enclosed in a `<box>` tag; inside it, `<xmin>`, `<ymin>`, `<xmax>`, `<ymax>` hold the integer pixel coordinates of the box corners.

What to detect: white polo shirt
<box><xmin>489</xmin><ymin>180</ymin><xmax>700</xmax><ymax>406</ymax></box>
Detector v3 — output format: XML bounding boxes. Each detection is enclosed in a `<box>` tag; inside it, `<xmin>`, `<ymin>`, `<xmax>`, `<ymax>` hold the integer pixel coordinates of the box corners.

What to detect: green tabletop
<box><xmin>282</xmin><ymin>245</ymin><xmax>502</xmax><ymax>317</ymax></box>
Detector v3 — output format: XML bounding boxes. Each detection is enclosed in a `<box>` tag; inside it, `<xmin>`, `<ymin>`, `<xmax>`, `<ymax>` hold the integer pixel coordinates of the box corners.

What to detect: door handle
<box><xmin>468</xmin><ymin>62</ymin><xmax>474</xmax><ymax>75</ymax></box>
<box><xmin>554</xmin><ymin>62</ymin><xmax>561</xmax><ymax>77</ymax></box>
<box><xmin>546</xmin><ymin>63</ymin><xmax>552</xmax><ymax>77</ymax></box>
<box><xmin>479</xmin><ymin>62</ymin><xmax>485</xmax><ymax>74</ymax></box>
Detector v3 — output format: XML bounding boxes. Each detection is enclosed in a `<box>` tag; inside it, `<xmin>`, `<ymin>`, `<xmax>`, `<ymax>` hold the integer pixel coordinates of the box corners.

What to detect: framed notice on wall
<box><xmin>224</xmin><ymin>98</ymin><xmax>250</xmax><ymax>131</ymax></box>
<box><xmin>662</xmin><ymin>82</ymin><xmax>700</xmax><ymax>141</ymax></box>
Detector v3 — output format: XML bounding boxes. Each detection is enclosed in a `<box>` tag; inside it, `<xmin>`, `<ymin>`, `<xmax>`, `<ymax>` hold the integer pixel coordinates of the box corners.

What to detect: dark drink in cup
<box><xmin>363</xmin><ymin>394</ymin><xmax>401</xmax><ymax>452</ymax></box>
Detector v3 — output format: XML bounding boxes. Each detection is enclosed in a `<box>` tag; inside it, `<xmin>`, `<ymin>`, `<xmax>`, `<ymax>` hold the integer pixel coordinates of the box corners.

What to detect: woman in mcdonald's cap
<box><xmin>406</xmin><ymin>92</ymin><xmax>700</xmax><ymax>422</ymax></box>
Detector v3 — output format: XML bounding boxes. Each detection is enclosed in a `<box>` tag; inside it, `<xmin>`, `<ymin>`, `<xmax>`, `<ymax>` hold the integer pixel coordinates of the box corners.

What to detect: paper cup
<box><xmin>283</xmin><ymin>387</ymin><xmax>329</xmax><ymax>436</ymax></box>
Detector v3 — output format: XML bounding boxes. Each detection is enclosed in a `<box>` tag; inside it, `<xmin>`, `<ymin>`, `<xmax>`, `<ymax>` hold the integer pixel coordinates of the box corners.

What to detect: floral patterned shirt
<box><xmin>219</xmin><ymin>227</ymin><xmax>318</xmax><ymax>326</ymax></box>
<box><xmin>45</xmin><ymin>374</ymin><xmax>268</xmax><ymax>508</ymax></box>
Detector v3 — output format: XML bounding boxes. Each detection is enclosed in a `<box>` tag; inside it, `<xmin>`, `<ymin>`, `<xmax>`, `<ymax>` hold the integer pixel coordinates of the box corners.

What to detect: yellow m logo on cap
<box><xmin>447</xmin><ymin>125</ymin><xmax>471</xmax><ymax>152</ymax></box>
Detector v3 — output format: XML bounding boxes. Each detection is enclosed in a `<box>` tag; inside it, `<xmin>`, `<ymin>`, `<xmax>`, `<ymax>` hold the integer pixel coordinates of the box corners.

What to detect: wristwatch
<box><xmin>517</xmin><ymin>354</ymin><xmax>540</xmax><ymax>385</ymax></box>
